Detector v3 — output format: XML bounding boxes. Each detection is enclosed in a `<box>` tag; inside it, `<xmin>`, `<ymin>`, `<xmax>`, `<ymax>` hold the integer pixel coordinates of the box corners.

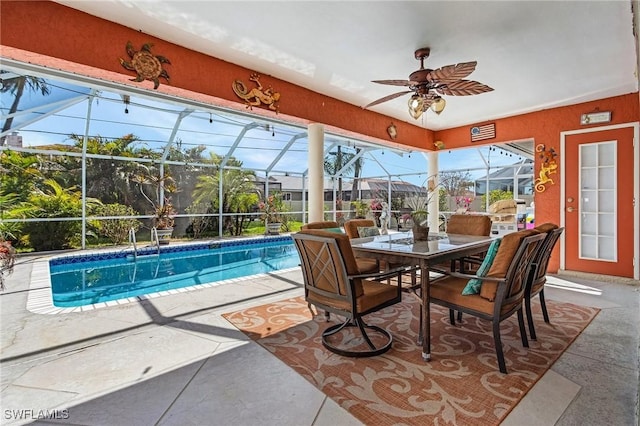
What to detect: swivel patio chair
<box><xmin>429</xmin><ymin>229</ymin><xmax>546</xmax><ymax>373</ymax></box>
<box><xmin>292</xmin><ymin>229</ymin><xmax>405</xmax><ymax>357</ymax></box>
<box><xmin>344</xmin><ymin>218</ymin><xmax>418</xmax><ymax>290</ymax></box>
<box><xmin>524</xmin><ymin>224</ymin><xmax>564</xmax><ymax>340</ymax></box>
<box><xmin>301</xmin><ymin>221</ymin><xmax>379</xmax><ymax>274</ymax></box>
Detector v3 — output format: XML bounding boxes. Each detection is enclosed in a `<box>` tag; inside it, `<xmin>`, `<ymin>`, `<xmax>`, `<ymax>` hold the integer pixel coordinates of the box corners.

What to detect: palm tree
<box><xmin>0</xmin><ymin>73</ymin><xmax>51</xmax><ymax>144</ymax></box>
<box><xmin>192</xmin><ymin>153</ymin><xmax>258</xmax><ymax>236</ymax></box>
<box><xmin>325</xmin><ymin>145</ymin><xmax>364</xmax><ymax>219</ymax></box>
<box><xmin>70</xmin><ymin>133</ymin><xmax>140</xmax><ymax>204</ymax></box>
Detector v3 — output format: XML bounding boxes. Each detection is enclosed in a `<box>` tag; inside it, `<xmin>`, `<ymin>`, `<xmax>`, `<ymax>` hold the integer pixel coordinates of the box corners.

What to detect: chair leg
<box><xmin>449</xmin><ymin>309</ymin><xmax>456</xmax><ymax>325</ymax></box>
<box><xmin>417</xmin><ymin>309</ymin><xmax>423</xmax><ymax>345</ymax></box>
<box><xmin>322</xmin><ymin>315</ymin><xmax>393</xmax><ymax>358</ymax></box>
<box><xmin>539</xmin><ymin>290</ymin><xmax>550</xmax><ymax>323</ymax></box>
<box><xmin>325</xmin><ymin>311</ymin><xmax>331</xmax><ymax>322</ymax></box>
<box><xmin>492</xmin><ymin>321</ymin><xmax>508</xmax><ymax>374</ymax></box>
<box><xmin>517</xmin><ymin>309</ymin><xmax>529</xmax><ymax>348</ymax></box>
<box><xmin>525</xmin><ymin>296</ymin><xmax>537</xmax><ymax>340</ymax></box>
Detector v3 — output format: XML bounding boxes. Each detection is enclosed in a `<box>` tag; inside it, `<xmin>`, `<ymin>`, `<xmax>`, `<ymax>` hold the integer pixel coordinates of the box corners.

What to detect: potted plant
<box><xmin>0</xmin><ymin>238</ymin><xmax>16</xmax><ymax>291</ymax></box>
<box><xmin>405</xmin><ymin>177</ymin><xmax>441</xmax><ymax>241</ymax></box>
<box><xmin>411</xmin><ymin>210</ymin><xmax>430</xmax><ymax>241</ymax></box>
<box><xmin>259</xmin><ymin>192</ymin><xmax>285</xmax><ymax>235</ymax></box>
<box><xmin>351</xmin><ymin>199</ymin><xmax>370</xmax><ymax>219</ymax></box>
<box><xmin>153</xmin><ymin>199</ymin><xmax>176</xmax><ymax>244</ymax></box>
<box><xmin>132</xmin><ymin>165</ymin><xmax>178</xmax><ymax>244</ymax></box>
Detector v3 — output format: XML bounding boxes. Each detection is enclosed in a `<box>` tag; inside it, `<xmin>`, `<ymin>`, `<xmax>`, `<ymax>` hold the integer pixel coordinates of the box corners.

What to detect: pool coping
<box><xmin>26</xmin><ymin>236</ymin><xmax>298</xmax><ymax>315</ymax></box>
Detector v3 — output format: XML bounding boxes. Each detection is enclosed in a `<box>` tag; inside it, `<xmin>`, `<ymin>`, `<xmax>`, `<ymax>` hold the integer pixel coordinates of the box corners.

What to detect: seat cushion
<box><xmin>301</xmin><ymin>221</ymin><xmax>339</xmax><ymax>230</ymax></box>
<box><xmin>446</xmin><ymin>214</ymin><xmax>492</xmax><ymax>236</ymax></box>
<box><xmin>462</xmin><ymin>237</ymin><xmax>502</xmax><ymax>295</ymax></box>
<box><xmin>357</xmin><ymin>226</ymin><xmax>380</xmax><ymax>238</ymax></box>
<box><xmin>431</xmin><ymin>277</ymin><xmax>495</xmax><ymax>315</ymax></box>
<box><xmin>356</xmin><ymin>257</ymin><xmax>380</xmax><ymax>274</ymax></box>
<box><xmin>534</xmin><ymin>222</ymin><xmax>558</xmax><ymax>234</ymax></box>
<box><xmin>307</xmin><ymin>278</ymin><xmax>398</xmax><ymax>314</ymax></box>
<box><xmin>344</xmin><ymin>219</ymin><xmax>376</xmax><ymax>239</ymax></box>
<box><xmin>482</xmin><ymin>229</ymin><xmax>540</xmax><ymax>301</ymax></box>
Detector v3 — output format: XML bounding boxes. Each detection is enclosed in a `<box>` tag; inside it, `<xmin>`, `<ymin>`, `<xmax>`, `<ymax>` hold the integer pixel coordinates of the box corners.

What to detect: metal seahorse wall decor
<box><xmin>232</xmin><ymin>73</ymin><xmax>281</xmax><ymax>113</ymax></box>
<box><xmin>534</xmin><ymin>143</ymin><xmax>558</xmax><ymax>193</ymax></box>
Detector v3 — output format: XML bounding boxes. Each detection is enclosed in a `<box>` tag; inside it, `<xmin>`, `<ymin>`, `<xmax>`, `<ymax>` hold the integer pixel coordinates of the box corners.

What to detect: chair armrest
<box><xmin>446</xmin><ymin>271</ymin><xmax>505</xmax><ymax>283</ymax></box>
<box><xmin>349</xmin><ymin>265</ymin><xmax>409</xmax><ymax>281</ymax></box>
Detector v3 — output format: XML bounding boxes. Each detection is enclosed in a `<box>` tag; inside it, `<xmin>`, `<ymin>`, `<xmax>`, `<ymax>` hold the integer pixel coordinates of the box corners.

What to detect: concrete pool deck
<box><xmin>1</xmin><ymin>245</ymin><xmax>639</xmax><ymax>425</ymax></box>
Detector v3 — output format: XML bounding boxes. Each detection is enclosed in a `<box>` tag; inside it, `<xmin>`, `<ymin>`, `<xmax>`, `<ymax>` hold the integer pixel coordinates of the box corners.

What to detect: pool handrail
<box><xmin>129</xmin><ymin>227</ymin><xmax>137</xmax><ymax>260</ymax></box>
<box><xmin>150</xmin><ymin>227</ymin><xmax>160</xmax><ymax>254</ymax></box>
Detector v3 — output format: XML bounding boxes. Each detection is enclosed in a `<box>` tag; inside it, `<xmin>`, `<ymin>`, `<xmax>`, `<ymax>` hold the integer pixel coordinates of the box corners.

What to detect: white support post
<box><xmin>308</xmin><ymin>124</ymin><xmax>325</xmax><ymax>223</ymax></box>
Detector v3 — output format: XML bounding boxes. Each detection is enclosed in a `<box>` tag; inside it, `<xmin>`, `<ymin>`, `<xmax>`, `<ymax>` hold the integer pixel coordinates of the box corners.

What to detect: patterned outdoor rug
<box><xmin>224</xmin><ymin>295</ymin><xmax>598</xmax><ymax>425</ymax></box>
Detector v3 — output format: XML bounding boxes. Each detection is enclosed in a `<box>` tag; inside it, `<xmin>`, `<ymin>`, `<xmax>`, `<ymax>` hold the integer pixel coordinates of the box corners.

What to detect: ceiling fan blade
<box><xmin>363</xmin><ymin>90</ymin><xmax>413</xmax><ymax>109</ymax></box>
<box><xmin>427</xmin><ymin>61</ymin><xmax>477</xmax><ymax>83</ymax></box>
<box><xmin>371</xmin><ymin>79</ymin><xmax>412</xmax><ymax>87</ymax></box>
<box><xmin>436</xmin><ymin>80</ymin><xmax>494</xmax><ymax>96</ymax></box>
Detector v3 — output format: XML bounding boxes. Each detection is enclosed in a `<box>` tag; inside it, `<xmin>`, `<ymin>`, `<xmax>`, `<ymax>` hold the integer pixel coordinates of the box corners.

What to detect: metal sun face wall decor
<box><xmin>120</xmin><ymin>42</ymin><xmax>171</xmax><ymax>90</ymax></box>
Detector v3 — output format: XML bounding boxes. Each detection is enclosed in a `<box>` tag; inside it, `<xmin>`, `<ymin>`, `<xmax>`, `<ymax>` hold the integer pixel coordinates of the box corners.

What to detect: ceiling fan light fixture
<box><xmin>430</xmin><ymin>96</ymin><xmax>446</xmax><ymax>115</ymax></box>
<box><xmin>408</xmin><ymin>94</ymin><xmax>424</xmax><ymax>120</ymax></box>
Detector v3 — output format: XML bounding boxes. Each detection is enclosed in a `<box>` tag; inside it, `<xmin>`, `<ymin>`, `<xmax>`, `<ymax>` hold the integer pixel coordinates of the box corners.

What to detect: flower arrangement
<box><xmin>0</xmin><ymin>240</ymin><xmax>16</xmax><ymax>291</ymax></box>
<box><xmin>259</xmin><ymin>193</ymin><xmax>285</xmax><ymax>224</ymax></box>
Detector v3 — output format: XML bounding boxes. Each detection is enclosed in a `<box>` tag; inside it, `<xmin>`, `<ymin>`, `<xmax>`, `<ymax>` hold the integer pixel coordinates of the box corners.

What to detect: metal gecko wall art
<box><xmin>534</xmin><ymin>143</ymin><xmax>558</xmax><ymax>192</ymax></box>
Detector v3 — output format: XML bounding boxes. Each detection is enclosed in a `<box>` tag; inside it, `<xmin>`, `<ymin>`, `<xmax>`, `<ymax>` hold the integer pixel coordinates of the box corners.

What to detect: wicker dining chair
<box><xmin>292</xmin><ymin>229</ymin><xmax>405</xmax><ymax>357</ymax></box>
<box><xmin>344</xmin><ymin>219</ymin><xmax>418</xmax><ymax>290</ymax></box>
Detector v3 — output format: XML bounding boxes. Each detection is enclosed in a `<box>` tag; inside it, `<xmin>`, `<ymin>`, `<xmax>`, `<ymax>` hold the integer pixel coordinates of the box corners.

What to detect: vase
<box><xmin>412</xmin><ymin>224</ymin><xmax>430</xmax><ymax>241</ymax></box>
<box><xmin>266</xmin><ymin>222</ymin><xmax>282</xmax><ymax>235</ymax></box>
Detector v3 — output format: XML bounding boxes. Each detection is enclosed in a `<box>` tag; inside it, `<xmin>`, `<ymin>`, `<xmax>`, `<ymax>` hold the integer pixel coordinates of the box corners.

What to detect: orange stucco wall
<box><xmin>1</xmin><ymin>1</ymin><xmax>639</xmax><ymax>273</ymax></box>
<box><xmin>0</xmin><ymin>0</ymin><xmax>432</xmax><ymax>149</ymax></box>
<box><xmin>435</xmin><ymin>94</ymin><xmax>639</xmax><ymax>272</ymax></box>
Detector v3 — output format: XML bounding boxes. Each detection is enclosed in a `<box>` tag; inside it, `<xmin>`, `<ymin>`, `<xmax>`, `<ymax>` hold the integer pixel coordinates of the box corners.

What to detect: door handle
<box><xmin>567</xmin><ymin>206</ymin><xmax>575</xmax><ymax>213</ymax></box>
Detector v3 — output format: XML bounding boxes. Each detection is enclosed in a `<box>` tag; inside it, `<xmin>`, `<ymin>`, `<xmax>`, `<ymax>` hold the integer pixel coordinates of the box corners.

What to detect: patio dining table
<box><xmin>350</xmin><ymin>232</ymin><xmax>494</xmax><ymax>361</ymax></box>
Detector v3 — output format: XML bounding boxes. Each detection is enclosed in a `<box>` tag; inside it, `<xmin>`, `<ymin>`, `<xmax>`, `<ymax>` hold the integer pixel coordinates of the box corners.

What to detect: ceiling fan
<box><xmin>364</xmin><ymin>47</ymin><xmax>494</xmax><ymax>119</ymax></box>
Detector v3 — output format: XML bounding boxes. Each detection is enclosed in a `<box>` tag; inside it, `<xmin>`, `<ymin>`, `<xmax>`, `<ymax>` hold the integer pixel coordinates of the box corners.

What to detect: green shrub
<box><xmin>89</xmin><ymin>204</ymin><xmax>141</xmax><ymax>245</ymax></box>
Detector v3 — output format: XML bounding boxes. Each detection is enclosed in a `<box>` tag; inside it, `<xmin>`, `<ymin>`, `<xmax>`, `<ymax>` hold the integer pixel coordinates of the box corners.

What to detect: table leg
<box><xmin>420</xmin><ymin>259</ymin><xmax>431</xmax><ymax>361</ymax></box>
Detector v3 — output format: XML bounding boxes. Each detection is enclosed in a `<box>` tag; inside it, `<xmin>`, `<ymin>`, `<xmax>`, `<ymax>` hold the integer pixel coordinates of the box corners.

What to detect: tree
<box><xmin>0</xmin><ymin>74</ymin><xmax>51</xmax><ymax>144</ymax></box>
<box><xmin>323</xmin><ymin>145</ymin><xmax>364</xmax><ymax>219</ymax></box>
<box><xmin>191</xmin><ymin>154</ymin><xmax>258</xmax><ymax>236</ymax></box>
<box><xmin>70</xmin><ymin>133</ymin><xmax>141</xmax><ymax>204</ymax></box>
<box><xmin>438</xmin><ymin>171</ymin><xmax>474</xmax><ymax>212</ymax></box>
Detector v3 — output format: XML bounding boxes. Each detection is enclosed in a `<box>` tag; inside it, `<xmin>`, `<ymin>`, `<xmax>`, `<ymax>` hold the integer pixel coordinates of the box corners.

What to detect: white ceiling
<box><xmin>55</xmin><ymin>1</ymin><xmax>638</xmax><ymax>131</ymax></box>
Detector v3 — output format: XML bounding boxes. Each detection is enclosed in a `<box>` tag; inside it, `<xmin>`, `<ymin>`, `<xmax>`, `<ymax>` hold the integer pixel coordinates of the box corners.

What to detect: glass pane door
<box><xmin>579</xmin><ymin>141</ymin><xmax>616</xmax><ymax>261</ymax></box>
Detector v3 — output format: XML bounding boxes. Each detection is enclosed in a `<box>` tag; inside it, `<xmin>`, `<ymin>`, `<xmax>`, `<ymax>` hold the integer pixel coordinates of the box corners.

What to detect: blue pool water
<box><xmin>49</xmin><ymin>237</ymin><xmax>299</xmax><ymax>307</ymax></box>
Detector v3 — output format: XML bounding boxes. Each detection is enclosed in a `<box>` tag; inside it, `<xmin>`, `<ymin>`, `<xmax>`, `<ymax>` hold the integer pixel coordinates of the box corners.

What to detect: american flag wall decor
<box><xmin>470</xmin><ymin>123</ymin><xmax>496</xmax><ymax>142</ymax></box>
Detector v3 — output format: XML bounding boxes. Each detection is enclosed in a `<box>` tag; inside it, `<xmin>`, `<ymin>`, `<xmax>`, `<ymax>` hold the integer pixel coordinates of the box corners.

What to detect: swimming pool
<box><xmin>49</xmin><ymin>236</ymin><xmax>300</xmax><ymax>308</ymax></box>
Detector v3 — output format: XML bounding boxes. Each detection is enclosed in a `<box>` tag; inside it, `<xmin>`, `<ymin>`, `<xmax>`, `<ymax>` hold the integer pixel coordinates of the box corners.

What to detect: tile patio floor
<box><xmin>1</xmin><ymin>246</ymin><xmax>638</xmax><ymax>426</ymax></box>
